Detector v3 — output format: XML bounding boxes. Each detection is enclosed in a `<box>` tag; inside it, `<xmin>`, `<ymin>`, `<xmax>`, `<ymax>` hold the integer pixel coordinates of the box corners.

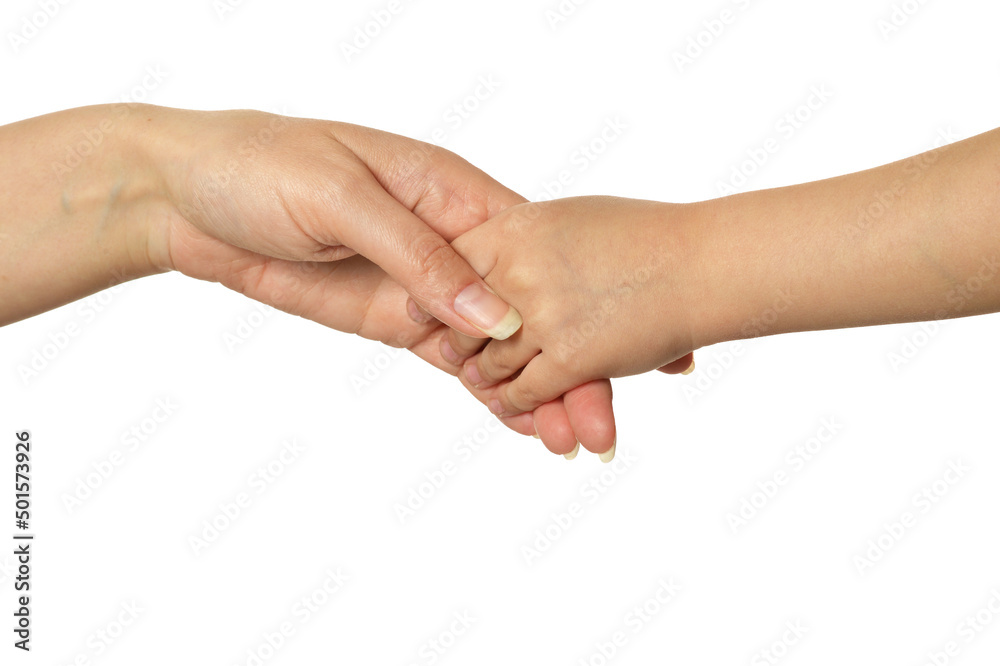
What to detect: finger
<box><xmin>464</xmin><ymin>335</ymin><xmax>540</xmax><ymax>389</ymax></box>
<box><xmin>407</xmin><ymin>323</ymin><xmax>462</xmax><ymax>375</ymax></box>
<box><xmin>310</xmin><ymin>166</ymin><xmax>521</xmax><ymax>340</ymax></box>
<box><xmin>406</xmin><ymin>297</ymin><xmax>436</xmax><ymax>324</ymax></box>
<box><xmin>440</xmin><ymin>329</ymin><xmax>488</xmax><ymax>367</ymax></box>
<box><xmin>330</xmin><ymin>123</ymin><xmax>528</xmax><ymax>236</ymax></box>
<box><xmin>563</xmin><ymin>380</ymin><xmax>616</xmax><ymax>459</ymax></box>
<box><xmin>445</xmin><ymin>346</ymin><xmax>569</xmax><ymax>444</ymax></box>
<box><xmin>411</xmin><ymin>326</ymin><xmax>591</xmax><ymax>449</ymax></box>
<box><xmin>533</xmin><ymin>398</ymin><xmax>578</xmax><ymax>456</ymax></box>
<box><xmin>657</xmin><ymin>352</ymin><xmax>696</xmax><ymax>375</ymax></box>
<box><xmin>484</xmin><ymin>354</ymin><xmax>569</xmax><ymax>417</ymax></box>
<box><xmin>188</xmin><ymin>233</ymin><xmax>437</xmax><ymax>350</ymax></box>
<box><xmin>501</xmin><ymin>400</ymin><xmax>588</xmax><ymax>449</ymax></box>
<box><xmin>408</xmin><ymin>330</ymin><xmax>534</xmax><ymax>433</ymax></box>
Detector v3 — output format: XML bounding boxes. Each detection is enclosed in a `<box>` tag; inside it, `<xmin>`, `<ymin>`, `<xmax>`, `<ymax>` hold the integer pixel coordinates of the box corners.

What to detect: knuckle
<box><xmin>501</xmin><ymin>263</ymin><xmax>543</xmax><ymax>295</ymax></box>
<box><xmin>507</xmin><ymin>381</ymin><xmax>543</xmax><ymax>411</ymax></box>
<box><xmin>388</xmin><ymin>326</ymin><xmax>424</xmax><ymax>350</ymax></box>
<box><xmin>325</xmin><ymin>168</ymin><xmax>368</xmax><ymax>206</ymax></box>
<box><xmin>410</xmin><ymin>234</ymin><xmax>464</xmax><ymax>287</ymax></box>
<box><xmin>481</xmin><ymin>347</ymin><xmax>515</xmax><ymax>381</ymax></box>
<box><xmin>477</xmin><ymin>359</ymin><xmax>500</xmax><ymax>384</ymax></box>
<box><xmin>548</xmin><ymin>334</ymin><xmax>584</xmax><ymax>372</ymax></box>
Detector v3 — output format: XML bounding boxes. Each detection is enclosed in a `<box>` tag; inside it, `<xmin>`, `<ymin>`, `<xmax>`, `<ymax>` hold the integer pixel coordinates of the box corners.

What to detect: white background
<box><xmin>2</xmin><ymin>0</ymin><xmax>1000</xmax><ymax>664</ymax></box>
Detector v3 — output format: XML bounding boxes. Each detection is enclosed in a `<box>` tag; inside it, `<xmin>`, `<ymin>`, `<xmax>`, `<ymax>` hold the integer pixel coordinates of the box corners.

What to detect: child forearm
<box><xmin>690</xmin><ymin>128</ymin><xmax>1000</xmax><ymax>348</ymax></box>
<box><xmin>456</xmin><ymin>127</ymin><xmax>1000</xmax><ymax>418</ymax></box>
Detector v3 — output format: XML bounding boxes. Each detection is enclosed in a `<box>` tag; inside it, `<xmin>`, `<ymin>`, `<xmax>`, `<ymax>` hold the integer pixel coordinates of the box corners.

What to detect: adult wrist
<box><xmin>116</xmin><ymin>104</ymin><xmax>192</xmax><ymax>275</ymax></box>
<box><xmin>99</xmin><ymin>103</ymin><xmax>176</xmax><ymax>280</ymax></box>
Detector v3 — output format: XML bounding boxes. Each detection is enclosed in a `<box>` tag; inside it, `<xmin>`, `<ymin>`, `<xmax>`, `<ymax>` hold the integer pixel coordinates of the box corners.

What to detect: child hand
<box><xmin>450</xmin><ymin>196</ymin><xmax>700</xmax><ymax>418</ymax></box>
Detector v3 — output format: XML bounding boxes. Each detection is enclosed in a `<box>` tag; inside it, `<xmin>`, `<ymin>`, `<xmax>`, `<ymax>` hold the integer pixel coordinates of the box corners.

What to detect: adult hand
<box><xmin>139</xmin><ymin>106</ymin><xmax>617</xmax><ymax>450</ymax></box>
<box><xmin>0</xmin><ymin>103</ymin><xmax>619</xmax><ymax>453</ymax></box>
<box><xmin>145</xmin><ymin>106</ymin><xmax>521</xmax><ymax>340</ymax></box>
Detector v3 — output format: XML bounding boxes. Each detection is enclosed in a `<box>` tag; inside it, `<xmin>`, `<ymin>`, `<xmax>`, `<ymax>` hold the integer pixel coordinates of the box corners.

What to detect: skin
<box><xmin>0</xmin><ymin>104</ymin><xmax>628</xmax><ymax>450</ymax></box>
<box><xmin>455</xmin><ymin>127</ymin><xmax>1000</xmax><ymax>417</ymax></box>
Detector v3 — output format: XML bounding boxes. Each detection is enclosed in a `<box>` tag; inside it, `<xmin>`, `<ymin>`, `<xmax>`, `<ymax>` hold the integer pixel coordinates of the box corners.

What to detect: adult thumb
<box><xmin>335</xmin><ymin>179</ymin><xmax>522</xmax><ymax>340</ymax></box>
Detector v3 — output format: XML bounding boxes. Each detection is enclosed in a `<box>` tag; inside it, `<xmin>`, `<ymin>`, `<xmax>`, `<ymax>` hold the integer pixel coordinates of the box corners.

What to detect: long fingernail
<box><xmin>406</xmin><ymin>298</ymin><xmax>435</xmax><ymax>324</ymax></box>
<box><xmin>564</xmin><ymin>442</ymin><xmax>580</xmax><ymax>460</ymax></box>
<box><xmin>599</xmin><ymin>441</ymin><xmax>616</xmax><ymax>463</ymax></box>
<box><xmin>454</xmin><ymin>283</ymin><xmax>522</xmax><ymax>340</ymax></box>
<box><xmin>681</xmin><ymin>359</ymin><xmax>696</xmax><ymax>375</ymax></box>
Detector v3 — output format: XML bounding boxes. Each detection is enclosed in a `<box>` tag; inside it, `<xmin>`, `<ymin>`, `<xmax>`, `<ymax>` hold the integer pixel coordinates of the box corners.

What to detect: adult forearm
<box><xmin>690</xmin><ymin>127</ymin><xmax>1000</xmax><ymax>348</ymax></box>
<box><xmin>0</xmin><ymin>105</ymin><xmax>165</xmax><ymax>326</ymax></box>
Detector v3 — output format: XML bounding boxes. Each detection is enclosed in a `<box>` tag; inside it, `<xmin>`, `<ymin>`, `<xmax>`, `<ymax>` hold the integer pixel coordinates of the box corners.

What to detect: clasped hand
<box><xmin>147</xmin><ymin>109</ymin><xmax>697</xmax><ymax>459</ymax></box>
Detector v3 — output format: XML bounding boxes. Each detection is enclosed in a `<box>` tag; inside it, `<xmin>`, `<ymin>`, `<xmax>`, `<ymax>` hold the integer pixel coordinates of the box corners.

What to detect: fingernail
<box><xmin>564</xmin><ymin>442</ymin><xmax>580</xmax><ymax>460</ymax></box>
<box><xmin>454</xmin><ymin>283</ymin><xmax>522</xmax><ymax>340</ymax></box>
<box><xmin>599</xmin><ymin>441</ymin><xmax>616</xmax><ymax>463</ymax></box>
<box><xmin>532</xmin><ymin>434</ymin><xmax>540</xmax><ymax>439</ymax></box>
<box><xmin>681</xmin><ymin>359</ymin><xmax>696</xmax><ymax>375</ymax></box>
<box><xmin>440</xmin><ymin>338</ymin><xmax>462</xmax><ymax>365</ymax></box>
<box><xmin>488</xmin><ymin>399</ymin><xmax>504</xmax><ymax>416</ymax></box>
<box><xmin>464</xmin><ymin>360</ymin><xmax>484</xmax><ymax>387</ymax></box>
<box><xmin>406</xmin><ymin>298</ymin><xmax>435</xmax><ymax>324</ymax></box>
